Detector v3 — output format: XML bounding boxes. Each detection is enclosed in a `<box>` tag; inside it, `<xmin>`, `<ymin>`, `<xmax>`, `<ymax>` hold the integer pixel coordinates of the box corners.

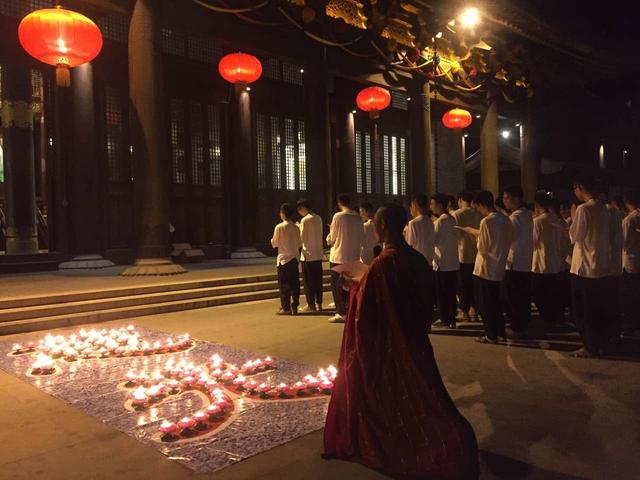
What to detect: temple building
<box><xmin>0</xmin><ymin>0</ymin><xmax>632</xmax><ymax>273</ymax></box>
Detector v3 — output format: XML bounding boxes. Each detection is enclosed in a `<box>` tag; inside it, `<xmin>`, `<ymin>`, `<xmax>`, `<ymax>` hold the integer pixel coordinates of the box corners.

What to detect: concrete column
<box><xmin>520</xmin><ymin>121</ymin><xmax>536</xmax><ymax>203</ymax></box>
<box><xmin>408</xmin><ymin>81</ymin><xmax>436</xmax><ymax>196</ymax></box>
<box><xmin>229</xmin><ymin>86</ymin><xmax>264</xmax><ymax>258</ymax></box>
<box><xmin>121</xmin><ymin>0</ymin><xmax>185</xmax><ymax>275</ymax></box>
<box><xmin>480</xmin><ymin>100</ymin><xmax>499</xmax><ymax>196</ymax></box>
<box><xmin>0</xmin><ymin>64</ymin><xmax>38</xmax><ymax>254</ymax></box>
<box><xmin>435</xmin><ymin>123</ymin><xmax>465</xmax><ymax>195</ymax></box>
<box><xmin>59</xmin><ymin>64</ymin><xmax>114</xmax><ymax>269</ymax></box>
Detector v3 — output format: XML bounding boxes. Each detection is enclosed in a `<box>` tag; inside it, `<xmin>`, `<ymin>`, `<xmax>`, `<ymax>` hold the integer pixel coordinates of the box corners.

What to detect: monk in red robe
<box><xmin>324</xmin><ymin>204</ymin><xmax>479</xmax><ymax>479</ymax></box>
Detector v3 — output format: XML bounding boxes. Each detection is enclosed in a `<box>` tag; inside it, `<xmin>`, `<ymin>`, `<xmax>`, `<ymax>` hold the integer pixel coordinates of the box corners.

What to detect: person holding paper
<box><xmin>324</xmin><ymin>203</ymin><xmax>478</xmax><ymax>479</ymax></box>
<box><xmin>452</xmin><ymin>191</ymin><xmax>482</xmax><ymax>322</ymax></box>
<box><xmin>431</xmin><ymin>193</ymin><xmax>460</xmax><ymax>329</ymax></box>
<box><xmin>296</xmin><ymin>199</ymin><xmax>324</xmax><ymax>312</ymax></box>
<box><xmin>326</xmin><ymin>194</ymin><xmax>364</xmax><ymax>323</ymax></box>
<box><xmin>471</xmin><ymin>191</ymin><xmax>513</xmax><ymax>343</ymax></box>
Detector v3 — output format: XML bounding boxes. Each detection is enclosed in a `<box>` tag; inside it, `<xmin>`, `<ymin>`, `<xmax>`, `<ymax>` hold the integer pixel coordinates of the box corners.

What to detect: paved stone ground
<box><xmin>1</xmin><ymin>297</ymin><xmax>639</xmax><ymax>480</ymax></box>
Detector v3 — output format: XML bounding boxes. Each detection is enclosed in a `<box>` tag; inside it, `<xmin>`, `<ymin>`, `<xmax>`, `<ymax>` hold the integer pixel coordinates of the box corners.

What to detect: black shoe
<box><xmin>276</xmin><ymin>308</ymin><xmax>292</xmax><ymax>315</ymax></box>
<box><xmin>291</xmin><ymin>307</ymin><xmax>298</xmax><ymax>316</ymax></box>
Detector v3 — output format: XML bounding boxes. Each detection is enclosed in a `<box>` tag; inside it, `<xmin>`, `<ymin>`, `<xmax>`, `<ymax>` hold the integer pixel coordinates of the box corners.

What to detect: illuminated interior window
<box><xmin>207</xmin><ymin>104</ymin><xmax>222</xmax><ymax>186</ymax></box>
<box><xmin>355</xmin><ymin>131</ymin><xmax>362</xmax><ymax>193</ymax></box>
<box><xmin>169</xmin><ymin>99</ymin><xmax>186</xmax><ymax>184</ymax></box>
<box><xmin>399</xmin><ymin>137</ymin><xmax>407</xmax><ymax>195</ymax></box>
<box><xmin>383</xmin><ymin>135</ymin><xmax>390</xmax><ymax>194</ymax></box>
<box><xmin>105</xmin><ymin>86</ymin><xmax>125</xmax><ymax>182</ymax></box>
<box><xmin>256</xmin><ymin>113</ymin><xmax>267</xmax><ymax>189</ymax></box>
<box><xmin>190</xmin><ymin>102</ymin><xmax>204</xmax><ymax>185</ymax></box>
<box><xmin>364</xmin><ymin>132</ymin><xmax>372</xmax><ymax>194</ymax></box>
<box><xmin>270</xmin><ymin>116</ymin><xmax>282</xmax><ymax>189</ymax></box>
<box><xmin>297</xmin><ymin>120</ymin><xmax>306</xmax><ymax>191</ymax></box>
<box><xmin>284</xmin><ymin>118</ymin><xmax>296</xmax><ymax>190</ymax></box>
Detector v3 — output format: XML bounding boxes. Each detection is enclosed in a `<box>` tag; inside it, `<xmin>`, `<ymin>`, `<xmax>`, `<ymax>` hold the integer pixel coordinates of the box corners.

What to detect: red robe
<box><xmin>324</xmin><ymin>245</ymin><xmax>479</xmax><ymax>479</ymax></box>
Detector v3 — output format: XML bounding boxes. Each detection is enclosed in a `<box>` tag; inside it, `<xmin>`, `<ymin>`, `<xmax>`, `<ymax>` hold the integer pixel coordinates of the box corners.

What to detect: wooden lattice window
<box><xmin>105</xmin><ymin>87</ymin><xmax>126</xmax><ymax>182</ymax></box>
<box><xmin>169</xmin><ymin>99</ymin><xmax>186</xmax><ymax>184</ymax></box>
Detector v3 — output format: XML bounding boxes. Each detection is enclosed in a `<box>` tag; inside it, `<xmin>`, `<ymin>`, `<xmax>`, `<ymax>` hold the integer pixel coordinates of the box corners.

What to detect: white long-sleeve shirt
<box><xmin>360</xmin><ymin>219</ymin><xmax>378</xmax><ymax>265</ymax></box>
<box><xmin>532</xmin><ymin>212</ymin><xmax>566</xmax><ymax>274</ymax></box>
<box><xmin>474</xmin><ymin>212</ymin><xmax>513</xmax><ymax>281</ymax></box>
<box><xmin>623</xmin><ymin>209</ymin><xmax>640</xmax><ymax>274</ymax></box>
<box><xmin>326</xmin><ymin>210</ymin><xmax>364</xmax><ymax>264</ymax></box>
<box><xmin>404</xmin><ymin>214</ymin><xmax>435</xmax><ymax>263</ymax></box>
<box><xmin>569</xmin><ymin>199</ymin><xmax>611</xmax><ymax>279</ymax></box>
<box><xmin>271</xmin><ymin>221</ymin><xmax>301</xmax><ymax>266</ymax></box>
<box><xmin>507</xmin><ymin>207</ymin><xmax>534</xmax><ymax>272</ymax></box>
<box><xmin>433</xmin><ymin>214</ymin><xmax>460</xmax><ymax>272</ymax></box>
<box><xmin>452</xmin><ymin>206</ymin><xmax>481</xmax><ymax>264</ymax></box>
<box><xmin>299</xmin><ymin>213</ymin><xmax>323</xmax><ymax>262</ymax></box>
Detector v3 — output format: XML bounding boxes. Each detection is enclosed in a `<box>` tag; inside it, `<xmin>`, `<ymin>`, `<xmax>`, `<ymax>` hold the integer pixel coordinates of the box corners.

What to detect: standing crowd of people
<box><xmin>271</xmin><ymin>177</ymin><xmax>640</xmax><ymax>359</ymax></box>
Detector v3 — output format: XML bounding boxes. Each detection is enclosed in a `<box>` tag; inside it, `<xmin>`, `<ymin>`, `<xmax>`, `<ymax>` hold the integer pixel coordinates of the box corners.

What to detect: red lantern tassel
<box><xmin>56</xmin><ymin>64</ymin><xmax>71</xmax><ymax>87</ymax></box>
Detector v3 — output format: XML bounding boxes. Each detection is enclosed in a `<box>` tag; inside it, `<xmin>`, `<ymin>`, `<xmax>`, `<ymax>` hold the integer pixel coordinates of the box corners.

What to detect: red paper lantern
<box><xmin>356</xmin><ymin>86</ymin><xmax>391</xmax><ymax>119</ymax></box>
<box><xmin>218</xmin><ymin>52</ymin><xmax>262</xmax><ymax>85</ymax></box>
<box><xmin>18</xmin><ymin>7</ymin><xmax>103</xmax><ymax>87</ymax></box>
<box><xmin>442</xmin><ymin>108</ymin><xmax>473</xmax><ymax>129</ymax></box>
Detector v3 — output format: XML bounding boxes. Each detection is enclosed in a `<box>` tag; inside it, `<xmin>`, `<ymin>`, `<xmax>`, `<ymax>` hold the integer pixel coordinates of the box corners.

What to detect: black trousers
<box><xmin>474</xmin><ymin>276</ymin><xmax>506</xmax><ymax>340</ymax></box>
<box><xmin>559</xmin><ymin>270</ymin><xmax>572</xmax><ymax>321</ymax></box>
<box><xmin>532</xmin><ymin>273</ymin><xmax>563</xmax><ymax>324</ymax></box>
<box><xmin>504</xmin><ymin>270</ymin><xmax>532</xmax><ymax>333</ymax></box>
<box><xmin>605</xmin><ymin>275</ymin><xmax>623</xmax><ymax>344</ymax></box>
<box><xmin>330</xmin><ymin>262</ymin><xmax>349</xmax><ymax>315</ymax></box>
<box><xmin>436</xmin><ymin>270</ymin><xmax>458</xmax><ymax>326</ymax></box>
<box><xmin>301</xmin><ymin>260</ymin><xmax>323</xmax><ymax>307</ymax></box>
<box><xmin>623</xmin><ymin>271</ymin><xmax>640</xmax><ymax>333</ymax></box>
<box><xmin>571</xmin><ymin>274</ymin><xmax>608</xmax><ymax>354</ymax></box>
<box><xmin>457</xmin><ymin>263</ymin><xmax>476</xmax><ymax>314</ymax></box>
<box><xmin>277</xmin><ymin>259</ymin><xmax>300</xmax><ymax>311</ymax></box>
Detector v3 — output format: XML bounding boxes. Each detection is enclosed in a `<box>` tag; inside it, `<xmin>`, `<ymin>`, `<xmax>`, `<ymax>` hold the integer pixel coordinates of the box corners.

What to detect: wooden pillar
<box><xmin>409</xmin><ymin>80</ymin><xmax>435</xmax><ymax>196</ymax></box>
<box><xmin>229</xmin><ymin>86</ymin><xmax>263</xmax><ymax>257</ymax></box>
<box><xmin>59</xmin><ymin>63</ymin><xmax>114</xmax><ymax>269</ymax></box>
<box><xmin>304</xmin><ymin>59</ymin><xmax>332</xmax><ymax>222</ymax></box>
<box><xmin>337</xmin><ymin>109</ymin><xmax>356</xmax><ymax>195</ymax></box>
<box><xmin>0</xmin><ymin>64</ymin><xmax>38</xmax><ymax>254</ymax></box>
<box><xmin>121</xmin><ymin>0</ymin><xmax>185</xmax><ymax>275</ymax></box>
<box><xmin>436</xmin><ymin>123</ymin><xmax>465</xmax><ymax>195</ymax></box>
<box><xmin>480</xmin><ymin>100</ymin><xmax>499</xmax><ymax>196</ymax></box>
<box><xmin>520</xmin><ymin>117</ymin><xmax>536</xmax><ymax>203</ymax></box>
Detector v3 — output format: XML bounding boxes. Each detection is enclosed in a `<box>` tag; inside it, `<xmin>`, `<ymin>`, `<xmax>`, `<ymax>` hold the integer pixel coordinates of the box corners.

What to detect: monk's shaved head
<box><xmin>374</xmin><ymin>204</ymin><xmax>408</xmax><ymax>243</ymax></box>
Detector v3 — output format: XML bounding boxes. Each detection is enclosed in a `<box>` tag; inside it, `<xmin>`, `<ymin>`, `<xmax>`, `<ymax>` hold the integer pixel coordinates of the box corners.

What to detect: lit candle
<box><xmin>245</xmin><ymin>379</ymin><xmax>259</xmax><ymax>392</ymax></box>
<box><xmin>31</xmin><ymin>354</ymin><xmax>55</xmax><ymax>374</ymax></box>
<box><xmin>220</xmin><ymin>371</ymin><xmax>235</xmax><ymax>384</ymax></box>
<box><xmin>258</xmin><ymin>383</ymin><xmax>271</xmax><ymax>393</ymax></box>
<box><xmin>159</xmin><ymin>420</ymin><xmax>177</xmax><ymax>434</ymax></box>
<box><xmin>194</xmin><ymin>411</ymin><xmax>209</xmax><ymax>423</ymax></box>
<box><xmin>131</xmin><ymin>387</ymin><xmax>148</xmax><ymax>406</ymax></box>
<box><xmin>276</xmin><ymin>383</ymin><xmax>289</xmax><ymax>393</ymax></box>
<box><xmin>12</xmin><ymin>344</ymin><xmax>23</xmax><ymax>354</ymax></box>
<box><xmin>327</xmin><ymin>365</ymin><xmax>338</xmax><ymax>380</ymax></box>
<box><xmin>293</xmin><ymin>381</ymin><xmax>307</xmax><ymax>394</ymax></box>
<box><xmin>206</xmin><ymin>404</ymin><xmax>222</xmax><ymax>418</ymax></box>
<box><xmin>233</xmin><ymin>374</ymin><xmax>247</xmax><ymax>388</ymax></box>
<box><xmin>304</xmin><ymin>375</ymin><xmax>320</xmax><ymax>389</ymax></box>
<box><xmin>167</xmin><ymin>379</ymin><xmax>180</xmax><ymax>393</ymax></box>
<box><xmin>178</xmin><ymin>417</ymin><xmax>195</xmax><ymax>430</ymax></box>
<box><xmin>181</xmin><ymin>376</ymin><xmax>196</xmax><ymax>388</ymax></box>
<box><xmin>264</xmin><ymin>356</ymin><xmax>273</xmax><ymax>366</ymax></box>
<box><xmin>125</xmin><ymin>370</ymin><xmax>137</xmax><ymax>384</ymax></box>
<box><xmin>321</xmin><ymin>380</ymin><xmax>334</xmax><ymax>392</ymax></box>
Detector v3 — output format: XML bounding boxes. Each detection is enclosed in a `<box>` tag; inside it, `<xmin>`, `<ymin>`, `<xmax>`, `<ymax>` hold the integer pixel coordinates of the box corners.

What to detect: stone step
<box><xmin>0</xmin><ymin>271</ymin><xmax>332</xmax><ymax>310</ymax></box>
<box><xmin>0</xmin><ymin>285</ymin><xmax>333</xmax><ymax>336</ymax></box>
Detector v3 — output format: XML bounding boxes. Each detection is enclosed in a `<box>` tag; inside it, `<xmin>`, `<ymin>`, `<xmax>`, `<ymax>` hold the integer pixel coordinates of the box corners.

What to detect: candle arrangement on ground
<box><xmin>10</xmin><ymin>326</ymin><xmax>193</xmax><ymax>362</ymax></box>
<box><xmin>119</xmin><ymin>353</ymin><xmax>336</xmax><ymax>443</ymax></box>
<box><xmin>0</xmin><ymin>326</ymin><xmax>333</xmax><ymax>473</ymax></box>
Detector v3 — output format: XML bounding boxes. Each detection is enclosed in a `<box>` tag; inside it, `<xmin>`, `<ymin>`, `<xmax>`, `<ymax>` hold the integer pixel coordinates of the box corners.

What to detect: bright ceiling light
<box><xmin>501</xmin><ymin>130</ymin><xmax>510</xmax><ymax>139</ymax></box>
<box><xmin>459</xmin><ymin>7</ymin><xmax>480</xmax><ymax>28</ymax></box>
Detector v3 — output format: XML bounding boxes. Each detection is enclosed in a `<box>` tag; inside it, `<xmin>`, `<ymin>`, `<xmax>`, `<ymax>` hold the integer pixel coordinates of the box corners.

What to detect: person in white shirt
<box><xmin>452</xmin><ymin>191</ymin><xmax>482</xmax><ymax>322</ymax></box>
<box><xmin>297</xmin><ymin>199</ymin><xmax>324</xmax><ymax>312</ymax></box>
<box><xmin>405</xmin><ymin>194</ymin><xmax>437</xmax><ymax>321</ymax></box>
<box><xmin>271</xmin><ymin>203</ymin><xmax>302</xmax><ymax>315</ymax></box>
<box><xmin>531</xmin><ymin>192</ymin><xmax>568</xmax><ymax>325</ymax></box>
<box><xmin>404</xmin><ymin>194</ymin><xmax>435</xmax><ymax>265</ymax></box>
<box><xmin>569</xmin><ymin>177</ymin><xmax>611</xmax><ymax>358</ymax></box>
<box><xmin>359</xmin><ymin>202</ymin><xmax>379</xmax><ymax>265</ymax></box>
<box><xmin>326</xmin><ymin>194</ymin><xmax>364</xmax><ymax>323</ymax></box>
<box><xmin>430</xmin><ymin>194</ymin><xmax>460</xmax><ymax>328</ymax></box>
<box><xmin>622</xmin><ymin>190</ymin><xmax>640</xmax><ymax>335</ymax></box>
<box><xmin>469</xmin><ymin>191</ymin><xmax>512</xmax><ymax>343</ymax></box>
<box><xmin>502</xmin><ymin>185</ymin><xmax>534</xmax><ymax>337</ymax></box>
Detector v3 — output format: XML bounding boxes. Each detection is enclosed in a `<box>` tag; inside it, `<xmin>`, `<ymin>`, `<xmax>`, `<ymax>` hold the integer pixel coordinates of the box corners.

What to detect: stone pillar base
<box><xmin>230</xmin><ymin>248</ymin><xmax>267</xmax><ymax>259</ymax></box>
<box><xmin>120</xmin><ymin>258</ymin><xmax>186</xmax><ymax>276</ymax></box>
<box><xmin>5</xmin><ymin>236</ymin><xmax>39</xmax><ymax>255</ymax></box>
<box><xmin>59</xmin><ymin>254</ymin><xmax>116</xmax><ymax>270</ymax></box>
